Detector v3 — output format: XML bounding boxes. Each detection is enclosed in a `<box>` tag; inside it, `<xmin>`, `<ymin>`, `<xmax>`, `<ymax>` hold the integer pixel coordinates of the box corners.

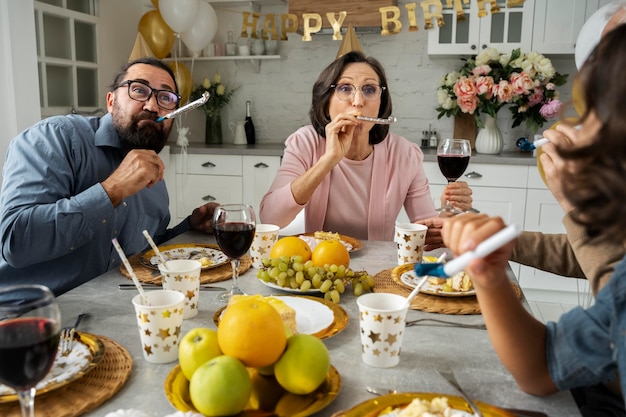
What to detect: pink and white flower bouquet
<box><xmin>436</xmin><ymin>48</ymin><xmax>568</xmax><ymax>131</ymax></box>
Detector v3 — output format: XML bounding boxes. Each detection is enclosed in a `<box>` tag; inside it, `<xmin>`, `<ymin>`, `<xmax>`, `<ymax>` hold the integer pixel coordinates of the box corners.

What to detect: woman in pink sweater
<box><xmin>260</xmin><ymin>52</ymin><xmax>472</xmax><ymax>241</ymax></box>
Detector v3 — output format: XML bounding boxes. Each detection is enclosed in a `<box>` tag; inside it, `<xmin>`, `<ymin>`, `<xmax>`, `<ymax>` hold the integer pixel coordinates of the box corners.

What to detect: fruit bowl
<box><xmin>164</xmin><ymin>364</ymin><xmax>341</xmax><ymax>417</ymax></box>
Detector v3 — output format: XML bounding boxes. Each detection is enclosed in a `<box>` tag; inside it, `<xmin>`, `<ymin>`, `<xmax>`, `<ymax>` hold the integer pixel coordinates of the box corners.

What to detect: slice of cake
<box><xmin>228</xmin><ymin>294</ymin><xmax>297</xmax><ymax>335</ymax></box>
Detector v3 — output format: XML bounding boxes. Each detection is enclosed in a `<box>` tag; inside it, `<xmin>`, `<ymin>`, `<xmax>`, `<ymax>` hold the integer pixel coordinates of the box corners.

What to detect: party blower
<box><xmin>156</xmin><ymin>91</ymin><xmax>210</xmax><ymax>122</ymax></box>
<box><xmin>413</xmin><ymin>224</ymin><xmax>522</xmax><ymax>278</ymax></box>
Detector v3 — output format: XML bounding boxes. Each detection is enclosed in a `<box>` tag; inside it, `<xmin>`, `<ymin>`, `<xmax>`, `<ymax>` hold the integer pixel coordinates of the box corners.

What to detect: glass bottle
<box><xmin>245</xmin><ymin>101</ymin><xmax>256</xmax><ymax>145</ymax></box>
<box><xmin>225</xmin><ymin>31</ymin><xmax>237</xmax><ymax>56</ymax></box>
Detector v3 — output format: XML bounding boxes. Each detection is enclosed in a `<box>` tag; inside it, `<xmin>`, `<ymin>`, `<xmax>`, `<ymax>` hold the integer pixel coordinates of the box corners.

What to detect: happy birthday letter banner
<box><xmin>240</xmin><ymin>0</ymin><xmax>526</xmax><ymax>41</ymax></box>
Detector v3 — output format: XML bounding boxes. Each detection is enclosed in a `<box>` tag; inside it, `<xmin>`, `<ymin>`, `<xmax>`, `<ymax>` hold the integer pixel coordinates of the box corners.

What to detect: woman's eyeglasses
<box><xmin>330</xmin><ymin>83</ymin><xmax>385</xmax><ymax>101</ymax></box>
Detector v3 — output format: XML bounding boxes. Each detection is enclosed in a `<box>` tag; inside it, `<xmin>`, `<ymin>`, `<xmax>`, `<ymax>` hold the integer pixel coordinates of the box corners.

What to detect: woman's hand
<box><xmin>440</xmin><ymin>181</ymin><xmax>473</xmax><ymax>212</ymax></box>
<box><xmin>322</xmin><ymin>112</ymin><xmax>360</xmax><ymax>164</ymax></box>
<box><xmin>441</xmin><ymin>213</ymin><xmax>515</xmax><ymax>289</ymax></box>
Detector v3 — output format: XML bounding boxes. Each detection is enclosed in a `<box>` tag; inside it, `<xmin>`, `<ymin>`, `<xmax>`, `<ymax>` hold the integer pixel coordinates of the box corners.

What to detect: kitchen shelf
<box><xmin>164</xmin><ymin>55</ymin><xmax>281</xmax><ymax>73</ymax></box>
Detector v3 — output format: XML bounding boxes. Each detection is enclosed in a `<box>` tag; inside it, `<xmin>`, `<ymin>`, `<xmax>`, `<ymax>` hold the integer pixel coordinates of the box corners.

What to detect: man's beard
<box><xmin>112</xmin><ymin>106</ymin><xmax>169</xmax><ymax>153</ymax></box>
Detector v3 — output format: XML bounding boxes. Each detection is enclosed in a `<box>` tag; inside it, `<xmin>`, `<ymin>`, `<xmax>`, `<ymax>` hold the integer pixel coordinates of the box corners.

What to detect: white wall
<box><xmin>0</xmin><ymin>0</ymin><xmax>40</xmax><ymax>184</ymax></box>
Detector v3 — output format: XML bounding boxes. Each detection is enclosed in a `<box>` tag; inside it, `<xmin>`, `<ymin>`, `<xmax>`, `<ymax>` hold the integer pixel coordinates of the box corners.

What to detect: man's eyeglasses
<box><xmin>330</xmin><ymin>84</ymin><xmax>385</xmax><ymax>101</ymax></box>
<box><xmin>114</xmin><ymin>80</ymin><xmax>181</xmax><ymax>110</ymax></box>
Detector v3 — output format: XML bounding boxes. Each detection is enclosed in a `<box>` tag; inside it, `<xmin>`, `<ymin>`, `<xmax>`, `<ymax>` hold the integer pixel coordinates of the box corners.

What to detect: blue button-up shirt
<box><xmin>0</xmin><ymin>114</ymin><xmax>189</xmax><ymax>295</ymax></box>
<box><xmin>546</xmin><ymin>254</ymin><xmax>626</xmax><ymax>400</ymax></box>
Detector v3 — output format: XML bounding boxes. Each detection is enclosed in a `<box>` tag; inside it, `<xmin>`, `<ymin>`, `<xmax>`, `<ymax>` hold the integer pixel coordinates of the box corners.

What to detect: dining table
<box><xmin>50</xmin><ymin>231</ymin><xmax>581</xmax><ymax>417</ymax></box>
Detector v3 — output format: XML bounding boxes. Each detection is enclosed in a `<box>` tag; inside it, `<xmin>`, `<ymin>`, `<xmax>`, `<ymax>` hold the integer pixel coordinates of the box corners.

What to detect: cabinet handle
<box><xmin>481</xmin><ymin>44</ymin><xmax>487</xmax><ymax>49</ymax></box>
<box><xmin>202</xmin><ymin>195</ymin><xmax>217</xmax><ymax>202</ymax></box>
<box><xmin>201</xmin><ymin>161</ymin><xmax>216</xmax><ymax>168</ymax></box>
<box><xmin>465</xmin><ymin>171</ymin><xmax>482</xmax><ymax>179</ymax></box>
<box><xmin>254</xmin><ymin>162</ymin><xmax>269</xmax><ymax>168</ymax></box>
<box><xmin>471</xmin><ymin>44</ymin><xmax>476</xmax><ymax>50</ymax></box>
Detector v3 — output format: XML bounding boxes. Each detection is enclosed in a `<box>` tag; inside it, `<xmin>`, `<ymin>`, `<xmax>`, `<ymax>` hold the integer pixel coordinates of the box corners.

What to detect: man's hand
<box><xmin>189</xmin><ymin>202</ymin><xmax>220</xmax><ymax>233</ymax></box>
<box><xmin>101</xmin><ymin>150</ymin><xmax>165</xmax><ymax>207</ymax></box>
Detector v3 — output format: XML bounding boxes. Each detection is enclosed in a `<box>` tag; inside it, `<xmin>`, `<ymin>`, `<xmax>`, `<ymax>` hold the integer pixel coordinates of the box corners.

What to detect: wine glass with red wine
<box><xmin>436</xmin><ymin>138</ymin><xmax>471</xmax><ymax>214</ymax></box>
<box><xmin>0</xmin><ymin>285</ymin><xmax>61</xmax><ymax>417</ymax></box>
<box><xmin>212</xmin><ymin>204</ymin><xmax>256</xmax><ymax>303</ymax></box>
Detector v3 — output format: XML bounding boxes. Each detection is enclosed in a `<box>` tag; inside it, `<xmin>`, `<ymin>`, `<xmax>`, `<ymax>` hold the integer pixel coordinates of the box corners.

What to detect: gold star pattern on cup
<box><xmin>158</xmin><ymin>328</ymin><xmax>171</xmax><ymax>340</ymax></box>
<box><xmin>186</xmin><ymin>289</ymin><xmax>196</xmax><ymax>300</ymax></box>
<box><xmin>385</xmin><ymin>333</ymin><xmax>399</xmax><ymax>345</ymax></box>
<box><xmin>162</xmin><ymin>309</ymin><xmax>172</xmax><ymax>318</ymax></box>
<box><xmin>374</xmin><ymin>314</ymin><xmax>384</xmax><ymax>322</ymax></box>
<box><xmin>144</xmin><ymin>344</ymin><xmax>153</xmax><ymax>356</ymax></box>
<box><xmin>403</xmin><ymin>233</ymin><xmax>411</xmax><ymax>243</ymax></box>
<box><xmin>139</xmin><ymin>312</ymin><xmax>150</xmax><ymax>323</ymax></box>
<box><xmin>368</xmin><ymin>330</ymin><xmax>381</xmax><ymax>343</ymax></box>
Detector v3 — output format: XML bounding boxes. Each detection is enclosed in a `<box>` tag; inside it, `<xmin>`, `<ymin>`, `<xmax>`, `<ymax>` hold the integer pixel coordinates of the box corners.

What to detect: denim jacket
<box><xmin>546</xmin><ymin>254</ymin><xmax>626</xmax><ymax>401</ymax></box>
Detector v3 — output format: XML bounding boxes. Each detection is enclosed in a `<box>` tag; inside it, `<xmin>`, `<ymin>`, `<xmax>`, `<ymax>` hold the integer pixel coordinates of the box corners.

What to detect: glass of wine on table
<box><xmin>436</xmin><ymin>138</ymin><xmax>471</xmax><ymax>214</ymax></box>
<box><xmin>0</xmin><ymin>285</ymin><xmax>61</xmax><ymax>417</ymax></box>
<box><xmin>212</xmin><ymin>204</ymin><xmax>256</xmax><ymax>303</ymax></box>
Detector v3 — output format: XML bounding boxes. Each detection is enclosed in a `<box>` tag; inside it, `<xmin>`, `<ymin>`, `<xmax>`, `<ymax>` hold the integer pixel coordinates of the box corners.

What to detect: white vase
<box><xmin>475</xmin><ymin>114</ymin><xmax>504</xmax><ymax>155</ymax></box>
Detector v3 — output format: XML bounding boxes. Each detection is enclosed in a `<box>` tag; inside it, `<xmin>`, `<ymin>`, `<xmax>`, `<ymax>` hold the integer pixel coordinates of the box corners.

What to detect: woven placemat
<box><xmin>373</xmin><ymin>267</ymin><xmax>522</xmax><ymax>315</ymax></box>
<box><xmin>120</xmin><ymin>250</ymin><xmax>252</xmax><ymax>285</ymax></box>
<box><xmin>0</xmin><ymin>334</ymin><xmax>132</xmax><ymax>417</ymax></box>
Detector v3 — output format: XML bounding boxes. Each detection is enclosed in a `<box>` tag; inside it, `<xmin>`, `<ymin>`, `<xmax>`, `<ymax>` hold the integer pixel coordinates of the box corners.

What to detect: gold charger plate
<box><xmin>331</xmin><ymin>392</ymin><xmax>515</xmax><ymax>417</ymax></box>
<box><xmin>298</xmin><ymin>233</ymin><xmax>363</xmax><ymax>252</ymax></box>
<box><xmin>0</xmin><ymin>332</ymin><xmax>105</xmax><ymax>403</ymax></box>
<box><xmin>139</xmin><ymin>243</ymin><xmax>229</xmax><ymax>270</ymax></box>
<box><xmin>164</xmin><ymin>364</ymin><xmax>341</xmax><ymax>417</ymax></box>
<box><xmin>213</xmin><ymin>295</ymin><xmax>348</xmax><ymax>339</ymax></box>
<box><xmin>392</xmin><ymin>263</ymin><xmax>475</xmax><ymax>298</ymax></box>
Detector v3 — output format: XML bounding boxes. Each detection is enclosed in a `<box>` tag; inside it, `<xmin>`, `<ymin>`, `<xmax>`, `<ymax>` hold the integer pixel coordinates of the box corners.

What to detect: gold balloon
<box><xmin>138</xmin><ymin>10</ymin><xmax>175</xmax><ymax>59</ymax></box>
<box><xmin>572</xmin><ymin>76</ymin><xmax>586</xmax><ymax>116</ymax></box>
<box><xmin>167</xmin><ymin>61</ymin><xmax>192</xmax><ymax>105</ymax></box>
<box><xmin>151</xmin><ymin>0</ymin><xmax>158</xmax><ymax>8</ymax></box>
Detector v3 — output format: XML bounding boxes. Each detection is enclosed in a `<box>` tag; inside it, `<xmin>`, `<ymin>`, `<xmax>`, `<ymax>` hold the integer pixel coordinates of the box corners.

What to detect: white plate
<box><xmin>0</xmin><ymin>333</ymin><xmax>104</xmax><ymax>400</ymax></box>
<box><xmin>260</xmin><ymin>279</ymin><xmax>322</xmax><ymax>294</ymax></box>
<box><xmin>278</xmin><ymin>296</ymin><xmax>335</xmax><ymax>335</ymax></box>
<box><xmin>400</xmin><ymin>269</ymin><xmax>476</xmax><ymax>297</ymax></box>
<box><xmin>143</xmin><ymin>245</ymin><xmax>228</xmax><ymax>270</ymax></box>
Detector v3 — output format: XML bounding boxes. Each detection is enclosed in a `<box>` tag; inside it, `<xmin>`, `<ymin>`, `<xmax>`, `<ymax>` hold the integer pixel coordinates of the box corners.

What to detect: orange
<box><xmin>217</xmin><ymin>298</ymin><xmax>287</xmax><ymax>368</ymax></box>
<box><xmin>269</xmin><ymin>236</ymin><xmax>312</xmax><ymax>261</ymax></box>
<box><xmin>311</xmin><ymin>240</ymin><xmax>350</xmax><ymax>268</ymax></box>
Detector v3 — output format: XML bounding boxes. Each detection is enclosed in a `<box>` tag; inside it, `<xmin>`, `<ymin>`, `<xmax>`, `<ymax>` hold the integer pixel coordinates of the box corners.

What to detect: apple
<box><xmin>273</xmin><ymin>334</ymin><xmax>330</xmax><ymax>395</ymax></box>
<box><xmin>178</xmin><ymin>327</ymin><xmax>222</xmax><ymax>380</ymax></box>
<box><xmin>189</xmin><ymin>355</ymin><xmax>252</xmax><ymax>416</ymax></box>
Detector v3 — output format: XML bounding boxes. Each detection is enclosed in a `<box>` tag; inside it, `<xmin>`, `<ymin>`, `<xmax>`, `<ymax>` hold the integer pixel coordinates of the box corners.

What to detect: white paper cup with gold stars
<box><xmin>394</xmin><ymin>223</ymin><xmax>428</xmax><ymax>265</ymax></box>
<box><xmin>357</xmin><ymin>293</ymin><xmax>409</xmax><ymax>368</ymax></box>
<box><xmin>250</xmin><ymin>224</ymin><xmax>280</xmax><ymax>269</ymax></box>
<box><xmin>158</xmin><ymin>259</ymin><xmax>202</xmax><ymax>319</ymax></box>
<box><xmin>132</xmin><ymin>289</ymin><xmax>185</xmax><ymax>363</ymax></box>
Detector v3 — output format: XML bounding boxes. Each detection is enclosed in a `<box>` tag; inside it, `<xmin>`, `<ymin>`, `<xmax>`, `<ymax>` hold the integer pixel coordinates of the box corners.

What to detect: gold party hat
<box><xmin>336</xmin><ymin>24</ymin><xmax>363</xmax><ymax>59</ymax></box>
<box><xmin>128</xmin><ymin>32</ymin><xmax>156</xmax><ymax>62</ymax></box>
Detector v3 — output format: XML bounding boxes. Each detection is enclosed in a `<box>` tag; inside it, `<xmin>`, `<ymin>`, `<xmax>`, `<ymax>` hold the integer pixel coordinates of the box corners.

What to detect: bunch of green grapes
<box><xmin>256</xmin><ymin>255</ymin><xmax>375</xmax><ymax>303</ymax></box>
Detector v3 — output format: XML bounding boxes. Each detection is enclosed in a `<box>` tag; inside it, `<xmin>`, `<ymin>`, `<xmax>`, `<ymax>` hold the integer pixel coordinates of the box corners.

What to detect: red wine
<box><xmin>214</xmin><ymin>222</ymin><xmax>255</xmax><ymax>259</ymax></box>
<box><xmin>437</xmin><ymin>155</ymin><xmax>470</xmax><ymax>181</ymax></box>
<box><xmin>0</xmin><ymin>318</ymin><xmax>60</xmax><ymax>390</ymax></box>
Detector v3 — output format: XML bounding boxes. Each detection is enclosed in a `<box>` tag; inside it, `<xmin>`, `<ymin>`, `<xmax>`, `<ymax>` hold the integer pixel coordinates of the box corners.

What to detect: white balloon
<box><xmin>159</xmin><ymin>0</ymin><xmax>200</xmax><ymax>34</ymax></box>
<box><xmin>181</xmin><ymin>2</ymin><xmax>218</xmax><ymax>55</ymax></box>
<box><xmin>574</xmin><ymin>4</ymin><xmax>612</xmax><ymax>69</ymax></box>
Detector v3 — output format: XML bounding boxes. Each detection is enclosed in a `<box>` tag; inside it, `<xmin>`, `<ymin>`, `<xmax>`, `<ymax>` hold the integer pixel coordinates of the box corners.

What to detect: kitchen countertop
<box><xmin>167</xmin><ymin>143</ymin><xmax>539</xmax><ymax>166</ymax></box>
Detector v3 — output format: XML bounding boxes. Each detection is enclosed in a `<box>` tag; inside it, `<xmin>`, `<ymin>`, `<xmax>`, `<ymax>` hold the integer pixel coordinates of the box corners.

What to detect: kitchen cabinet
<box><xmin>427</xmin><ymin>0</ymin><xmax>534</xmax><ymax>56</ymax></box>
<box><xmin>171</xmin><ymin>153</ymin><xmax>280</xmax><ymax>222</ymax></box>
<box><xmin>531</xmin><ymin>0</ymin><xmax>613</xmax><ymax>54</ymax></box>
<box><xmin>515</xmin><ymin>167</ymin><xmax>591</xmax><ymax>304</ymax></box>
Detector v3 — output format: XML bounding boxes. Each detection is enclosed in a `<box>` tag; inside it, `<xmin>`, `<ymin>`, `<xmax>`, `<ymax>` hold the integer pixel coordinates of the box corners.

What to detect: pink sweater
<box><xmin>259</xmin><ymin>125</ymin><xmax>437</xmax><ymax>241</ymax></box>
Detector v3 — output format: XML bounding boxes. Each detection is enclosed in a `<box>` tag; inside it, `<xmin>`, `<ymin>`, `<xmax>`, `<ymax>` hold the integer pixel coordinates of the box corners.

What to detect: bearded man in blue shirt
<box><xmin>0</xmin><ymin>57</ymin><xmax>218</xmax><ymax>295</ymax></box>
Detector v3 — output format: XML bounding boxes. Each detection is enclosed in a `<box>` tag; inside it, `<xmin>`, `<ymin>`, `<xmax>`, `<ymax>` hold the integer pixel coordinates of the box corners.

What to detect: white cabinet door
<box><xmin>532</xmin><ymin>0</ymin><xmax>587</xmax><ymax>54</ymax></box>
<box><xmin>242</xmin><ymin>155</ymin><xmax>281</xmax><ymax>217</ymax></box>
<box><xmin>428</xmin><ymin>0</ymin><xmax>533</xmax><ymax>55</ymax></box>
<box><xmin>175</xmin><ymin>174</ymin><xmax>243</xmax><ymax>221</ymax></box>
<box><xmin>516</xmin><ymin>188</ymin><xmax>589</xmax><ymax>303</ymax></box>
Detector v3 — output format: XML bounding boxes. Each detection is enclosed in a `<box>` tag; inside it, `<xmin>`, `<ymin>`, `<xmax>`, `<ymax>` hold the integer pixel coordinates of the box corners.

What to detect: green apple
<box><xmin>273</xmin><ymin>334</ymin><xmax>330</xmax><ymax>395</ymax></box>
<box><xmin>178</xmin><ymin>328</ymin><xmax>222</xmax><ymax>380</ymax></box>
<box><xmin>189</xmin><ymin>355</ymin><xmax>252</xmax><ymax>416</ymax></box>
